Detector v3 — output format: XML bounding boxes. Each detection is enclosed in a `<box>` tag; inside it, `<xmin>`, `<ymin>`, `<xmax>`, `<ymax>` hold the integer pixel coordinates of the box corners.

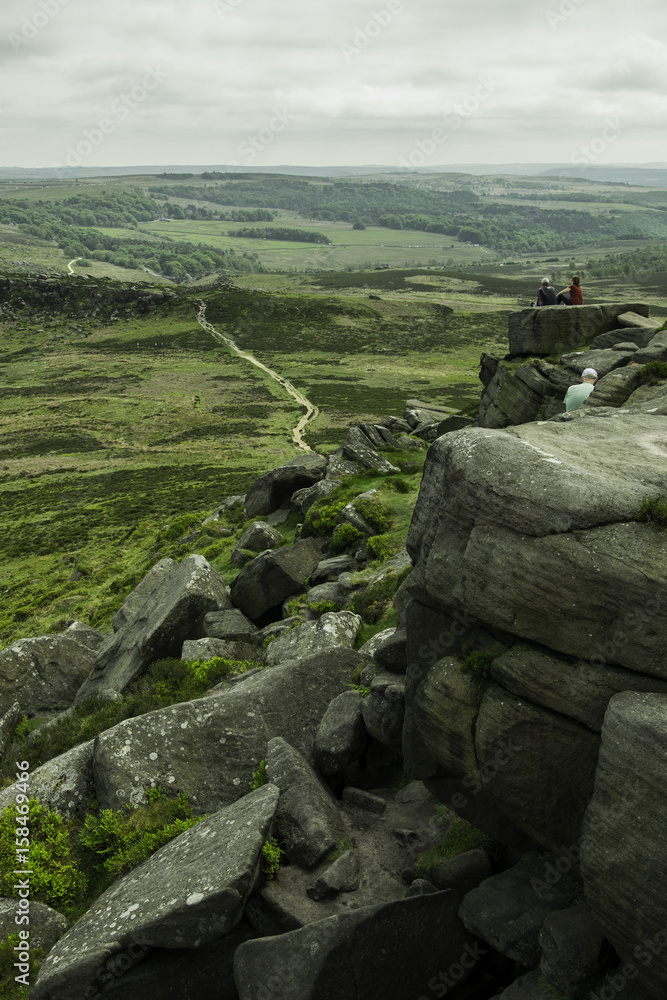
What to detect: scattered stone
<box><xmin>0</xmin><ymin>740</ymin><xmax>95</xmax><ymax>819</ymax></box>
<box><xmin>539</xmin><ymin>903</ymin><xmax>610</xmax><ymax>995</ymax></box>
<box><xmin>111</xmin><ymin>558</ymin><xmax>176</xmax><ymax>632</ymax></box>
<box><xmin>305</xmin><ymin>581</ymin><xmax>344</xmax><ymax>608</ymax></box>
<box><xmin>309</xmin><ymin>555</ymin><xmax>357</xmax><ymax>586</ymax></box>
<box><xmin>203</xmin><ymin>609</ymin><xmax>259</xmax><ymax>642</ymax></box>
<box><xmin>245</xmin><ymin>454</ymin><xmax>327</xmax><ymax>517</ymax></box>
<box><xmin>266</xmin><ymin>736</ymin><xmax>346</xmax><ymax>868</ymax></box>
<box><xmin>361</xmin><ymin>672</ymin><xmax>405</xmax><ymax>746</ymax></box>
<box><xmin>230</xmin><ymin>538</ymin><xmax>322</xmax><ymax>621</ymax></box>
<box><xmin>372</xmin><ymin>627</ymin><xmax>407</xmax><ymax>673</ymax></box>
<box><xmin>357</xmin><ymin>627</ymin><xmax>396</xmax><ymax>658</ymax></box>
<box><xmin>77</xmin><ymin>555</ymin><xmax>231</xmax><ymax>700</ymax></box>
<box><xmin>341</xmin><ymin>426</ymin><xmax>400</xmax><ymax>473</ymax></box>
<box><xmin>459</xmin><ymin>852</ymin><xmax>583</xmax><ymax>967</ymax></box>
<box><xmin>234</xmin><ymin>891</ymin><xmax>474</xmax><ymax>1000</ymax></box>
<box><xmin>291</xmin><ymin>478</ymin><xmax>341</xmax><ymax>514</ymax></box>
<box><xmin>264</xmin><ymin>611</ymin><xmax>362</xmax><ymax>666</ymax></box>
<box><xmin>430</xmin><ymin>849</ymin><xmax>492</xmax><ymax>896</ymax></box>
<box><xmin>230</xmin><ymin>521</ymin><xmax>283</xmax><ymax>566</ymax></box>
<box><xmin>404</xmin><ymin>399</ymin><xmax>457</xmax><ymax>426</ymax></box>
<box><xmin>181</xmin><ymin>636</ymin><xmax>259</xmax><ymax>662</ymax></box>
<box><xmin>314</xmin><ymin>690</ymin><xmax>367</xmax><ymax>775</ymax></box>
<box><xmin>0</xmin><ymin>624</ymin><xmax>103</xmax><ymax>716</ymax></box>
<box><xmin>32</xmin><ymin>786</ymin><xmax>279</xmax><ymax>1000</ymax></box>
<box><xmin>0</xmin><ymin>898</ymin><xmax>69</xmax><ymax>953</ymax></box>
<box><xmin>307</xmin><ymin>850</ymin><xmax>360</xmax><ymax>899</ymax></box>
<box><xmin>341</xmin><ymin>786</ymin><xmax>387</xmax><ymax>815</ymax></box>
<box><xmin>92</xmin><ymin>648</ymin><xmax>364</xmax><ymax>813</ymax></box>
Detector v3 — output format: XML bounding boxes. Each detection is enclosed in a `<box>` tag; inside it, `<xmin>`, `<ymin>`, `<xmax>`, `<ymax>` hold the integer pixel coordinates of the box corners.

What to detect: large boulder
<box><xmin>31</xmin><ymin>785</ymin><xmax>279</xmax><ymax>1000</ymax></box>
<box><xmin>0</xmin><ymin>740</ymin><xmax>95</xmax><ymax>819</ymax></box>
<box><xmin>459</xmin><ymin>853</ymin><xmax>582</xmax><ymax>967</ymax></box>
<box><xmin>508</xmin><ymin>303</ymin><xmax>650</xmax><ymax>356</ymax></box>
<box><xmin>341</xmin><ymin>426</ymin><xmax>400</xmax><ymax>473</ymax></box>
<box><xmin>230</xmin><ymin>521</ymin><xmax>283</xmax><ymax>566</ymax></box>
<box><xmin>314</xmin><ymin>690</ymin><xmax>367</xmax><ymax>775</ymax></box>
<box><xmin>0</xmin><ymin>898</ymin><xmax>69</xmax><ymax>952</ymax></box>
<box><xmin>244</xmin><ymin>453</ymin><xmax>327</xmax><ymax>517</ymax></box>
<box><xmin>560</xmin><ymin>347</ymin><xmax>636</xmax><ymax>378</ymax></box>
<box><xmin>234</xmin><ymin>891</ymin><xmax>475</xmax><ymax>1000</ymax></box>
<box><xmin>265</xmin><ymin>737</ymin><xmax>346</xmax><ymax>868</ymax></box>
<box><xmin>407</xmin><ymin>416</ymin><xmax>667</xmax><ymax>678</ymax></box>
<box><xmin>0</xmin><ymin>702</ymin><xmax>21</xmax><ymax>759</ymax></box>
<box><xmin>111</xmin><ymin>558</ymin><xmax>176</xmax><ymax>632</ymax></box>
<box><xmin>92</xmin><ymin>648</ymin><xmax>365</xmax><ymax>813</ymax></box>
<box><xmin>580</xmin><ymin>692</ymin><xmax>667</xmax><ymax>1000</ymax></box>
<box><xmin>477</xmin><ymin>362</ymin><xmax>566</xmax><ymax>429</ymax></box>
<box><xmin>0</xmin><ymin>623</ymin><xmax>104</xmax><ymax>716</ymax></box>
<box><xmin>264</xmin><ymin>611</ymin><xmax>361</xmax><ymax>666</ymax></box>
<box><xmin>230</xmin><ymin>538</ymin><xmax>322</xmax><ymax>621</ymax></box>
<box><xmin>634</xmin><ymin>330</ymin><xmax>667</xmax><ymax>365</ymax></box>
<box><xmin>77</xmin><ymin>555</ymin><xmax>231</xmax><ymax>700</ymax></box>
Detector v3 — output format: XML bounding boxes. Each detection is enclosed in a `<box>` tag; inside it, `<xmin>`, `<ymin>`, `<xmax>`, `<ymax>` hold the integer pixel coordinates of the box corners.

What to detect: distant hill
<box><xmin>2</xmin><ymin>163</ymin><xmax>667</xmax><ymax>187</ymax></box>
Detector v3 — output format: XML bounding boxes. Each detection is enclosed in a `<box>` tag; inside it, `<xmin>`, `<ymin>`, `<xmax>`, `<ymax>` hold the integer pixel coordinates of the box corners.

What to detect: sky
<box><xmin>1</xmin><ymin>0</ymin><xmax>666</xmax><ymax>170</ymax></box>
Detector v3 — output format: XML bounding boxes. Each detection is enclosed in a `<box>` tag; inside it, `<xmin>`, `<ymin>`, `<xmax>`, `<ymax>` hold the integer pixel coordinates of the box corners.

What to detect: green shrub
<box><xmin>302</xmin><ymin>497</ymin><xmax>346</xmax><ymax>537</ymax></box>
<box><xmin>0</xmin><ymin>799</ymin><xmax>85</xmax><ymax>908</ymax></box>
<box><xmin>636</xmin><ymin>494</ymin><xmax>667</xmax><ymax>528</ymax></box>
<box><xmin>348</xmin><ymin>683</ymin><xmax>370</xmax><ymax>698</ymax></box>
<box><xmin>366</xmin><ymin>534</ymin><xmax>393</xmax><ymax>562</ymax></box>
<box><xmin>0</xmin><ymin>933</ymin><xmax>45</xmax><ymax>999</ymax></box>
<box><xmin>250</xmin><ymin>760</ymin><xmax>267</xmax><ymax>790</ymax></box>
<box><xmin>157</xmin><ymin>513</ymin><xmax>204</xmax><ymax>543</ymax></box>
<box><xmin>200</xmin><ymin>539</ymin><xmax>230</xmax><ymax>560</ymax></box>
<box><xmin>459</xmin><ymin>650</ymin><xmax>495</xmax><ymax>681</ymax></box>
<box><xmin>353</xmin><ymin>496</ymin><xmax>391</xmax><ymax>533</ymax></box>
<box><xmin>310</xmin><ymin>600</ymin><xmax>340</xmax><ymax>615</ymax></box>
<box><xmin>347</xmin><ymin>567</ymin><xmax>410</xmax><ymax>624</ymax></box>
<box><xmin>78</xmin><ymin>787</ymin><xmax>204</xmax><ymax>878</ymax></box>
<box><xmin>260</xmin><ymin>837</ymin><xmax>282</xmax><ymax>879</ymax></box>
<box><xmin>329</xmin><ymin>523</ymin><xmax>364</xmax><ymax>555</ymax></box>
<box><xmin>386</xmin><ymin>475</ymin><xmax>415</xmax><ymax>494</ymax></box>
<box><xmin>414</xmin><ymin>814</ymin><xmax>491</xmax><ymax>878</ymax></box>
<box><xmin>12</xmin><ymin>716</ymin><xmax>31</xmax><ymax>742</ymax></box>
<box><xmin>636</xmin><ymin>361</ymin><xmax>667</xmax><ymax>384</ymax></box>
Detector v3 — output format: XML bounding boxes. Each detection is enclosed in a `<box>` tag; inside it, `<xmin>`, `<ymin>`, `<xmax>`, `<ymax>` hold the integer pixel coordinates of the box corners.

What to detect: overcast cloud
<box><xmin>1</xmin><ymin>0</ymin><xmax>666</xmax><ymax>168</ymax></box>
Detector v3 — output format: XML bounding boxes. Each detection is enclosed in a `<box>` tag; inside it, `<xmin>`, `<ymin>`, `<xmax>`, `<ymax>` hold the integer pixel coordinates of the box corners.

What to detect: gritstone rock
<box><xmin>31</xmin><ymin>785</ymin><xmax>279</xmax><ymax>1000</ymax></box>
<box><xmin>244</xmin><ymin>453</ymin><xmax>327</xmax><ymax>517</ymax></box>
<box><xmin>77</xmin><ymin>555</ymin><xmax>231</xmax><ymax>700</ymax></box>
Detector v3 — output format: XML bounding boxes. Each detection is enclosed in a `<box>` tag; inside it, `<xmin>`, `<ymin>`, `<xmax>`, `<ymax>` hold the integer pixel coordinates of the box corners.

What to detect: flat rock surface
<box><xmin>93</xmin><ymin>648</ymin><xmax>365</xmax><ymax>813</ymax></box>
<box><xmin>32</xmin><ymin>785</ymin><xmax>279</xmax><ymax>1000</ymax></box>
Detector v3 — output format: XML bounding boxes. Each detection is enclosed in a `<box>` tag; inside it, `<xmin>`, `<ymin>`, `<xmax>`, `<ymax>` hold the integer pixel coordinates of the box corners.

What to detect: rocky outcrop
<box><xmin>264</xmin><ymin>611</ymin><xmax>361</xmax><ymax>666</ymax></box>
<box><xmin>580</xmin><ymin>692</ymin><xmax>667</xmax><ymax>1000</ymax></box>
<box><xmin>0</xmin><ymin>740</ymin><xmax>95</xmax><ymax>819</ymax></box>
<box><xmin>508</xmin><ymin>302</ymin><xmax>649</xmax><ymax>356</ymax></box>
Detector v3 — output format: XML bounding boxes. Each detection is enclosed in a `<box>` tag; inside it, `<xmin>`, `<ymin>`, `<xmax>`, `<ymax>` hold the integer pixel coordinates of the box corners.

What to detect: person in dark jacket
<box><xmin>535</xmin><ymin>277</ymin><xmax>557</xmax><ymax>306</ymax></box>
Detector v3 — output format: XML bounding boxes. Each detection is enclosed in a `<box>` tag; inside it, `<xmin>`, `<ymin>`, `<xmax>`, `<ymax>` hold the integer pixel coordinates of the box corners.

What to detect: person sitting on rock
<box><xmin>534</xmin><ymin>277</ymin><xmax>557</xmax><ymax>306</ymax></box>
<box><xmin>564</xmin><ymin>368</ymin><xmax>598</xmax><ymax>411</ymax></box>
<box><xmin>557</xmin><ymin>274</ymin><xmax>584</xmax><ymax>306</ymax></box>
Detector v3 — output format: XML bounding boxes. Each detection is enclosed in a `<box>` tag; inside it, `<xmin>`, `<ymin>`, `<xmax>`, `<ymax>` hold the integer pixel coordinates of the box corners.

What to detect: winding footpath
<box><xmin>196</xmin><ymin>300</ymin><xmax>319</xmax><ymax>453</ymax></box>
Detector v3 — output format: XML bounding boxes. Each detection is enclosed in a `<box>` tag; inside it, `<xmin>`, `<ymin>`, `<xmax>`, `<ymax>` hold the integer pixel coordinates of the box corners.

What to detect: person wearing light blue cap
<box><xmin>564</xmin><ymin>368</ymin><xmax>598</xmax><ymax>412</ymax></box>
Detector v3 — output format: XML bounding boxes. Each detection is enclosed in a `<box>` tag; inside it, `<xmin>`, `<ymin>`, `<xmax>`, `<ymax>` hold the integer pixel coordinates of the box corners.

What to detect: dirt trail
<box><xmin>196</xmin><ymin>300</ymin><xmax>319</xmax><ymax>453</ymax></box>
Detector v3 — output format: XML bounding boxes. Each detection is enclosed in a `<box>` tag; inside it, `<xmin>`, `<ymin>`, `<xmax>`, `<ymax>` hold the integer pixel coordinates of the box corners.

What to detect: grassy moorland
<box><xmin>1</xmin><ymin>169</ymin><xmax>666</xmax><ymax>649</ymax></box>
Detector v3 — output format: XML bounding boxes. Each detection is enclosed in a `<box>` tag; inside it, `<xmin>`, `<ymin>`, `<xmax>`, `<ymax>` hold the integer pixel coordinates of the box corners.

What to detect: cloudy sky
<box><xmin>1</xmin><ymin>0</ymin><xmax>666</xmax><ymax>169</ymax></box>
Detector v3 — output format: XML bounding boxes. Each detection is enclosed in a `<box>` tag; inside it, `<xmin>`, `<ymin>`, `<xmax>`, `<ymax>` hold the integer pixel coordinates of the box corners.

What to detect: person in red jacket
<box><xmin>557</xmin><ymin>275</ymin><xmax>583</xmax><ymax>305</ymax></box>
